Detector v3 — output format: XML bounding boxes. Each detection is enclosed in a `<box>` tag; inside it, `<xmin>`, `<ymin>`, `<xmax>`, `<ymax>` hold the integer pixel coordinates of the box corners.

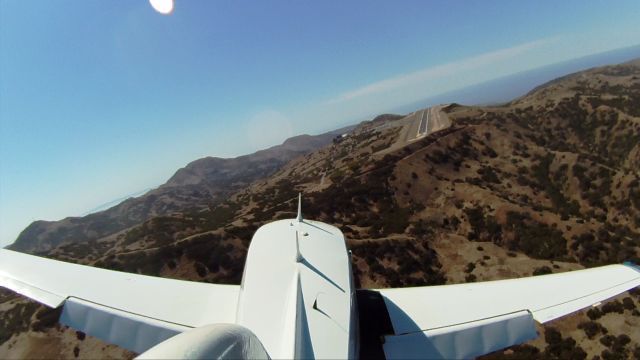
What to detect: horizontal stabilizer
<box><xmin>376</xmin><ymin>264</ymin><xmax>640</xmax><ymax>359</ymax></box>
<box><xmin>60</xmin><ymin>297</ymin><xmax>186</xmax><ymax>353</ymax></box>
<box><xmin>0</xmin><ymin>275</ymin><xmax>65</xmax><ymax>308</ymax></box>
<box><xmin>383</xmin><ymin>310</ymin><xmax>537</xmax><ymax>359</ymax></box>
<box><xmin>0</xmin><ymin>249</ymin><xmax>241</xmax><ymax>353</ymax></box>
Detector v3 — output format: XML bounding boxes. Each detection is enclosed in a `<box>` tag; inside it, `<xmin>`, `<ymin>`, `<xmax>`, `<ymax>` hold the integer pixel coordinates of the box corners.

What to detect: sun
<box><xmin>149</xmin><ymin>0</ymin><xmax>174</xmax><ymax>15</ymax></box>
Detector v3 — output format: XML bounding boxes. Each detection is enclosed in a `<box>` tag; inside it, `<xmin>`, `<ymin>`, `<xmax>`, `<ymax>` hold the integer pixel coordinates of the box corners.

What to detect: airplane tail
<box><xmin>296</xmin><ymin>193</ymin><xmax>303</xmax><ymax>223</ymax></box>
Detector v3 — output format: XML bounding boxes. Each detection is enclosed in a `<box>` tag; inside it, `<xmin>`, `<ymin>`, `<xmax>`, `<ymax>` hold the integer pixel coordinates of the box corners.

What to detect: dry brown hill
<box><xmin>2</xmin><ymin>60</ymin><xmax>640</xmax><ymax>359</ymax></box>
<box><xmin>9</xmin><ymin>126</ymin><xmax>353</xmax><ymax>254</ymax></box>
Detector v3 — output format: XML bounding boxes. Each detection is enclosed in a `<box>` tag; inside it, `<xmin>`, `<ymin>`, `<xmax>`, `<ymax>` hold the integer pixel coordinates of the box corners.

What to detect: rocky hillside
<box><xmin>2</xmin><ymin>60</ymin><xmax>640</xmax><ymax>359</ymax></box>
<box><xmin>9</xmin><ymin>127</ymin><xmax>353</xmax><ymax>254</ymax></box>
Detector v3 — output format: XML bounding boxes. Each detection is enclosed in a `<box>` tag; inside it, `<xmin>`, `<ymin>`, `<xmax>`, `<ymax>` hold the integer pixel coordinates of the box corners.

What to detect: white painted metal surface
<box><xmin>235</xmin><ymin>219</ymin><xmax>355</xmax><ymax>359</ymax></box>
<box><xmin>378</xmin><ymin>264</ymin><xmax>640</xmax><ymax>334</ymax></box>
<box><xmin>138</xmin><ymin>324</ymin><xmax>269</xmax><ymax>359</ymax></box>
<box><xmin>383</xmin><ymin>310</ymin><xmax>537</xmax><ymax>359</ymax></box>
<box><xmin>0</xmin><ymin>249</ymin><xmax>240</xmax><ymax>328</ymax></box>
<box><xmin>60</xmin><ymin>297</ymin><xmax>187</xmax><ymax>354</ymax></box>
<box><xmin>0</xmin><ymin>274</ymin><xmax>65</xmax><ymax>308</ymax></box>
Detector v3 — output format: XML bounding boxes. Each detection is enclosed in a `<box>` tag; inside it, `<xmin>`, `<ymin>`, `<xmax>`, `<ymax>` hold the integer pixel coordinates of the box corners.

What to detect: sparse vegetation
<box><xmin>4</xmin><ymin>60</ymin><xmax>640</xmax><ymax>359</ymax></box>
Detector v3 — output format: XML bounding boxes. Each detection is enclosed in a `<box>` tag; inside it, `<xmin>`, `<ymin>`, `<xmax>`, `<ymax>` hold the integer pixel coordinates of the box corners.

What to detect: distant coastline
<box><xmin>393</xmin><ymin>43</ymin><xmax>640</xmax><ymax>112</ymax></box>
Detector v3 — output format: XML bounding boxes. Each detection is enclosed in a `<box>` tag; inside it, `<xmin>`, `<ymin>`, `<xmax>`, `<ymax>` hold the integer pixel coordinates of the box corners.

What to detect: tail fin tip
<box><xmin>296</xmin><ymin>193</ymin><xmax>303</xmax><ymax>222</ymax></box>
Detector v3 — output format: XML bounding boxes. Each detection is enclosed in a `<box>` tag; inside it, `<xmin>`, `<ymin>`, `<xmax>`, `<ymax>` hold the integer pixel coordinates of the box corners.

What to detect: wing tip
<box><xmin>623</xmin><ymin>261</ymin><xmax>640</xmax><ymax>273</ymax></box>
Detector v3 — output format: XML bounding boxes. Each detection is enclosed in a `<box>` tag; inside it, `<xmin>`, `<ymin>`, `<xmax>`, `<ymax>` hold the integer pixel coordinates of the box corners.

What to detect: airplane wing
<box><xmin>0</xmin><ymin>249</ymin><xmax>240</xmax><ymax>354</ymax></box>
<box><xmin>369</xmin><ymin>264</ymin><xmax>640</xmax><ymax>359</ymax></box>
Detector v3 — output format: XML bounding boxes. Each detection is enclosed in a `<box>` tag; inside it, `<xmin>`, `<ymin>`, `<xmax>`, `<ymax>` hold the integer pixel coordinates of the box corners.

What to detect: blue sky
<box><xmin>1</xmin><ymin>0</ymin><xmax>639</xmax><ymax>246</ymax></box>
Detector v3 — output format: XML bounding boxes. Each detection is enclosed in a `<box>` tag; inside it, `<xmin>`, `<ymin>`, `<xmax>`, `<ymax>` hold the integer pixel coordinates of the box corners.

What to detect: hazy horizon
<box><xmin>2</xmin><ymin>1</ymin><xmax>640</xmax><ymax>246</ymax></box>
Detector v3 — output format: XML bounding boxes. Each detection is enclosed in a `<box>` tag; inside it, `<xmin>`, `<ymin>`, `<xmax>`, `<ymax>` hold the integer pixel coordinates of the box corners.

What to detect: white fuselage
<box><xmin>235</xmin><ymin>219</ymin><xmax>357</xmax><ymax>359</ymax></box>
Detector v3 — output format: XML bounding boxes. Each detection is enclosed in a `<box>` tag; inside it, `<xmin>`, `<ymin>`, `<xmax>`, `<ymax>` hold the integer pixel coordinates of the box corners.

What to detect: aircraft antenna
<box><xmin>296</xmin><ymin>193</ymin><xmax>303</xmax><ymax>223</ymax></box>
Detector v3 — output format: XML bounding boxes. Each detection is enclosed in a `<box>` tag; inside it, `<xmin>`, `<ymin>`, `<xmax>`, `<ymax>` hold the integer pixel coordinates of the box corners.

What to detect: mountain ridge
<box><xmin>2</xmin><ymin>59</ymin><xmax>640</xmax><ymax>360</ymax></box>
<box><xmin>9</xmin><ymin>125</ymin><xmax>355</xmax><ymax>253</ymax></box>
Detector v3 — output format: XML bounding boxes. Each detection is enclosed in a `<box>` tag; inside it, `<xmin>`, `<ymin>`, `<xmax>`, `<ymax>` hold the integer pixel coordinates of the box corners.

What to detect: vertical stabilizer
<box><xmin>296</xmin><ymin>193</ymin><xmax>303</xmax><ymax>223</ymax></box>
